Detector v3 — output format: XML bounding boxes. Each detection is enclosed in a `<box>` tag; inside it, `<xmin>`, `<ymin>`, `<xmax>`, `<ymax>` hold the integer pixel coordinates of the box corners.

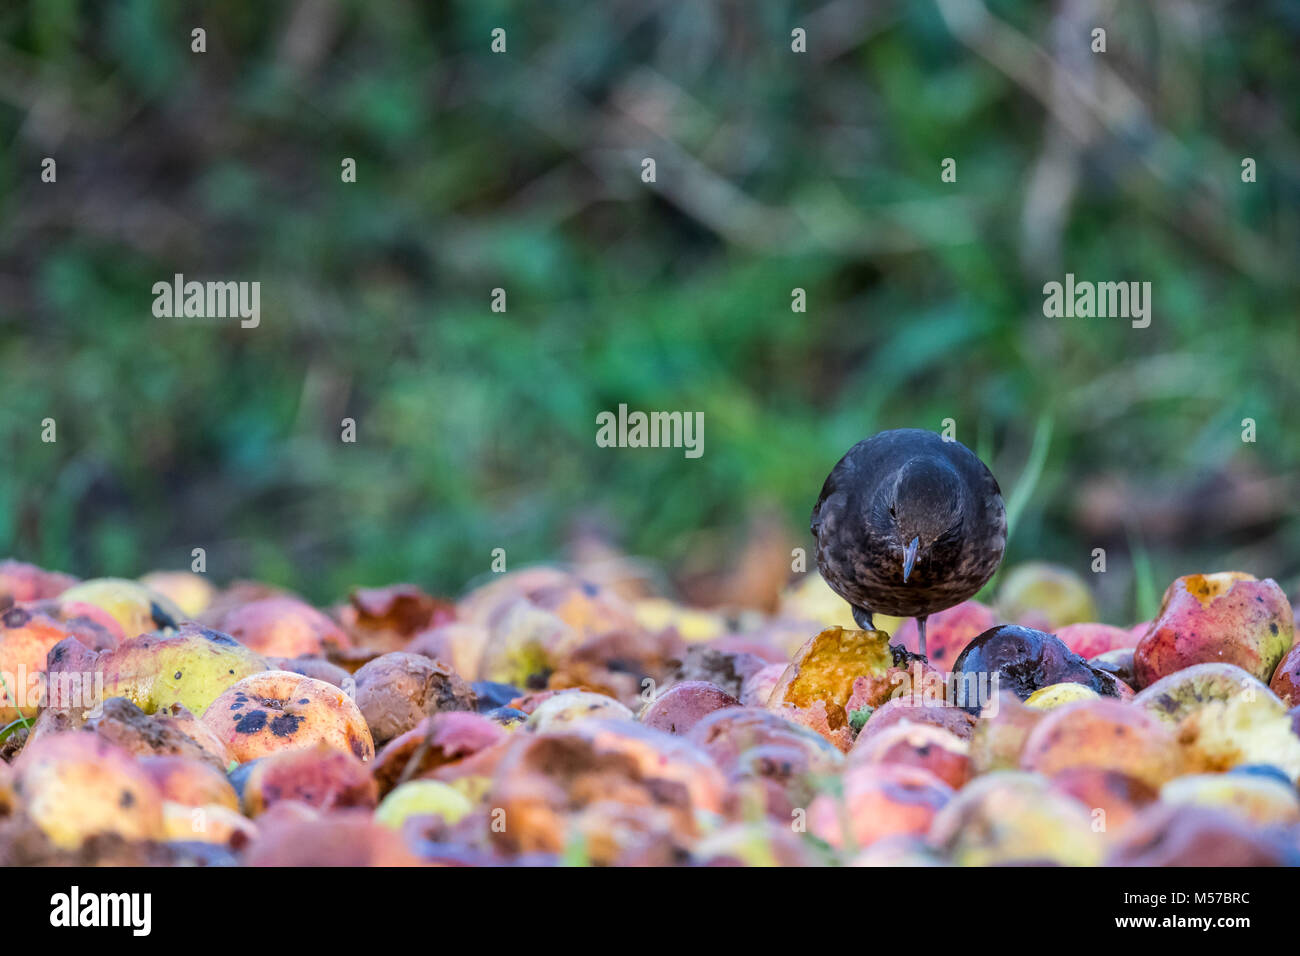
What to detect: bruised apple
<box><xmin>0</xmin><ymin>605</ymin><xmax>80</xmax><ymax>721</ymax></box>
<box><xmin>56</xmin><ymin>578</ymin><xmax>184</xmax><ymax>640</ymax></box>
<box><xmin>202</xmin><ymin>670</ymin><xmax>374</xmax><ymax>763</ymax></box>
<box><xmin>1019</xmin><ymin>698</ymin><xmax>1182</xmax><ymax>788</ymax></box>
<box><xmin>488</xmin><ymin>720</ymin><xmax>725</xmax><ymax>861</ymax></box>
<box><xmin>807</xmin><ymin>763</ymin><xmax>953</xmax><ymax>851</ymax></box>
<box><xmin>14</xmin><ymin>734</ymin><xmax>165</xmax><ymax>849</ymax></box>
<box><xmin>1133</xmin><ymin>663</ymin><xmax>1272</xmax><ymax>724</ymax></box>
<box><xmin>1133</xmin><ymin>572</ymin><xmax>1293</xmax><ymax>687</ymax></box>
<box><xmin>848</xmin><ymin>722</ymin><xmax>971</xmax><ymax>789</ymax></box>
<box><xmin>1269</xmin><ymin>642</ymin><xmax>1300</xmax><ymax>706</ymax></box>
<box><xmin>855</xmin><ymin>696</ymin><xmax>977</xmax><ymax>743</ymax></box>
<box><xmin>139</xmin><ymin>755</ymin><xmax>238</xmax><ymax>810</ymax></box>
<box><xmin>639</xmin><ymin>681</ymin><xmax>739</xmax><ymax>735</ymax></box>
<box><xmin>526</xmin><ymin>689</ymin><xmax>634</xmax><ymax>731</ymax></box>
<box><xmin>1024</xmin><ymin>682</ymin><xmax>1101</xmax><ymax>710</ymax></box>
<box><xmin>374</xmin><ymin>779</ymin><xmax>474</xmax><ymax>830</ymax></box>
<box><xmin>1055</xmin><ymin>623</ymin><xmax>1135</xmax><ymax>660</ymax></box>
<box><xmin>221</xmin><ymin>596</ymin><xmax>351</xmax><ymax>658</ymax></box>
<box><xmin>233</xmin><ymin>742</ymin><xmax>377</xmax><ymax>815</ymax></box>
<box><xmin>0</xmin><ymin>559</ymin><xmax>77</xmax><ymax>604</ymax></box>
<box><xmin>61</xmin><ymin>624</ymin><xmax>268</xmax><ymax>717</ymax></box>
<box><xmin>1159</xmin><ymin>772</ymin><xmax>1300</xmax><ymax>826</ymax></box>
<box><xmin>891</xmin><ymin>600</ymin><xmax>996</xmax><ymax>669</ymax></box>
<box><xmin>967</xmin><ymin>691</ymin><xmax>1044</xmax><ymax>774</ymax></box>
<box><xmin>929</xmin><ymin>771</ymin><xmax>1102</xmax><ymax>866</ymax></box>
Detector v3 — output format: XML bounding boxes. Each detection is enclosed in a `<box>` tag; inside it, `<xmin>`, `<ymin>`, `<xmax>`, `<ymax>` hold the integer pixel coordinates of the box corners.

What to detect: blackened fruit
<box><xmin>952</xmin><ymin>624</ymin><xmax>1120</xmax><ymax>713</ymax></box>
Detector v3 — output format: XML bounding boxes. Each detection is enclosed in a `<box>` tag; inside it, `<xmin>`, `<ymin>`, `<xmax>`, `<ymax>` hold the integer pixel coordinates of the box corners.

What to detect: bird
<box><xmin>810</xmin><ymin>428</ymin><xmax>1006</xmax><ymax>658</ymax></box>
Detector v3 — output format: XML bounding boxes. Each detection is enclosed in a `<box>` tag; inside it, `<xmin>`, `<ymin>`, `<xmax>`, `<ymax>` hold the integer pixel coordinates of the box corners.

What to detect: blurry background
<box><xmin>1</xmin><ymin>0</ymin><xmax>1297</xmax><ymax>622</ymax></box>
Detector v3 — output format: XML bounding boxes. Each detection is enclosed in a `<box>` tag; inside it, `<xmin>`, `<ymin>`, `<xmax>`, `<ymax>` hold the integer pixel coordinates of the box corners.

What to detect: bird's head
<box><xmin>873</xmin><ymin>456</ymin><xmax>966</xmax><ymax>583</ymax></box>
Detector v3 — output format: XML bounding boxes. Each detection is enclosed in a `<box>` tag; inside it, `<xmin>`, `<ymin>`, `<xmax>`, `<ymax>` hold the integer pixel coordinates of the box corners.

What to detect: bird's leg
<box><xmin>851</xmin><ymin>605</ymin><xmax>874</xmax><ymax>632</ymax></box>
<box><xmin>916</xmin><ymin>615</ymin><xmax>929</xmax><ymax>658</ymax></box>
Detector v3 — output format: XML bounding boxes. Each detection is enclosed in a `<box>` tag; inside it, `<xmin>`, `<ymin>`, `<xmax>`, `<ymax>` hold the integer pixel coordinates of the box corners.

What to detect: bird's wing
<box><xmin>810</xmin><ymin>454</ymin><xmax>852</xmax><ymax>536</ymax></box>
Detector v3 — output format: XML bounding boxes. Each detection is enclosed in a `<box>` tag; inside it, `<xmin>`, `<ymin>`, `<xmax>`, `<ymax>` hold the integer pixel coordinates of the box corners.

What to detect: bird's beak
<box><xmin>902</xmin><ymin>536</ymin><xmax>920</xmax><ymax>583</ymax></box>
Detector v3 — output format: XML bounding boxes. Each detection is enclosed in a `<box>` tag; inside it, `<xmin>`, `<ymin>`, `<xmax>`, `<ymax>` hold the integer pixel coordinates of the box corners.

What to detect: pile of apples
<box><xmin>1</xmin><ymin>556</ymin><xmax>1298</xmax><ymax>866</ymax></box>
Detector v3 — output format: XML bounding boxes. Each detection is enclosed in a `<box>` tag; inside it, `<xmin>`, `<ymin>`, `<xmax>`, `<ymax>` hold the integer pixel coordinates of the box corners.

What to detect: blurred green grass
<box><xmin>1</xmin><ymin>0</ymin><xmax>1298</xmax><ymax>619</ymax></box>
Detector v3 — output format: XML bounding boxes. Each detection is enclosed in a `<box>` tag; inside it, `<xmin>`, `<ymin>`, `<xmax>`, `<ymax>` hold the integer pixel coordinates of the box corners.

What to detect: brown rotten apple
<box><xmin>1133</xmin><ymin>572</ymin><xmax>1293</xmax><ymax>688</ymax></box>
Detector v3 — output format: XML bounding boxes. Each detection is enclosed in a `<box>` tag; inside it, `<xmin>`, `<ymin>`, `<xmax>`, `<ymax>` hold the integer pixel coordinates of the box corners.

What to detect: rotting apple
<box><xmin>1055</xmin><ymin>622</ymin><xmax>1135</xmax><ymax>659</ymax></box>
<box><xmin>487</xmin><ymin>719</ymin><xmax>725</xmax><ymax>861</ymax></box>
<box><xmin>220</xmin><ymin>596</ymin><xmax>351</xmax><ymax>658</ymax></box>
<box><xmin>406</xmin><ymin>622</ymin><xmax>488</xmax><ymax>684</ymax></box>
<box><xmin>1133</xmin><ymin>572</ymin><xmax>1293</xmax><ymax>687</ymax></box>
<box><xmin>335</xmin><ymin>583</ymin><xmax>456</xmax><ymax>654</ymax></box>
<box><xmin>139</xmin><ymin>571</ymin><xmax>215</xmax><ymax>619</ymax></box>
<box><xmin>767</xmin><ymin>626</ymin><xmax>901</xmax><ymax>751</ymax></box>
<box><xmin>57</xmin><ymin>623</ymin><xmax>268</xmax><ymax>717</ymax></box>
<box><xmin>161</xmin><ymin>801</ymin><xmax>256</xmax><ymax>848</ymax></box>
<box><xmin>353</xmin><ymin>651</ymin><xmax>476</xmax><ymax>745</ymax></box>
<box><xmin>847</xmin><ymin>722</ymin><xmax>971</xmax><ymax>789</ymax></box>
<box><xmin>966</xmin><ymin>691</ymin><xmax>1044</xmax><ymax>774</ymax></box>
<box><xmin>525</xmin><ymin>689</ymin><xmax>634</xmax><ymax>731</ymax></box>
<box><xmin>892</xmin><ymin>600</ymin><xmax>996</xmax><ymax>669</ymax></box>
<box><xmin>952</xmin><ymin>625</ymin><xmax>1121</xmax><ymax>712</ymax></box>
<box><xmin>1159</xmin><ymin>772</ymin><xmax>1300</xmax><ymax>826</ymax></box>
<box><xmin>1047</xmin><ymin>768</ymin><xmax>1156</xmax><ymax>834</ymax></box>
<box><xmin>56</xmin><ymin>578</ymin><xmax>184</xmax><ymax>641</ymax></box>
<box><xmin>232</xmin><ymin>741</ymin><xmax>377</xmax><ymax>815</ymax></box>
<box><xmin>369</xmin><ymin>711</ymin><xmax>507</xmax><ymax>797</ymax></box>
<box><xmin>0</xmin><ymin>605</ymin><xmax>81</xmax><ymax>721</ymax></box>
<box><xmin>1023</xmin><ymin>681</ymin><xmax>1101</xmax><ymax>710</ymax></box>
<box><xmin>639</xmin><ymin>680</ymin><xmax>738</xmax><ymax>735</ymax></box>
<box><xmin>855</xmin><ymin>696</ymin><xmax>977</xmax><ymax>743</ymax></box>
<box><xmin>1106</xmin><ymin>803</ymin><xmax>1300</xmax><ymax>866</ymax></box>
<box><xmin>807</xmin><ymin>762</ymin><xmax>953</xmax><ymax>852</ymax></box>
<box><xmin>1132</xmin><ymin>662</ymin><xmax>1274</xmax><ymax>724</ymax></box>
<box><xmin>13</xmin><ymin>733</ymin><xmax>165</xmax><ymax>849</ymax></box>
<box><xmin>1019</xmin><ymin>698</ymin><xmax>1182</xmax><ymax>788</ymax></box>
<box><xmin>1269</xmin><ymin>642</ymin><xmax>1300</xmax><ymax>706</ymax></box>
<box><xmin>374</xmin><ymin>779</ymin><xmax>474</xmax><ymax>830</ymax></box>
<box><xmin>139</xmin><ymin>755</ymin><xmax>238</xmax><ymax>810</ymax></box>
<box><xmin>201</xmin><ymin>670</ymin><xmax>374</xmax><ymax>763</ymax></box>
<box><xmin>1174</xmin><ymin>687</ymin><xmax>1300</xmax><ymax>780</ymax></box>
<box><xmin>929</xmin><ymin>771</ymin><xmax>1103</xmax><ymax>866</ymax></box>
<box><xmin>0</xmin><ymin>559</ymin><xmax>77</xmax><ymax>605</ymax></box>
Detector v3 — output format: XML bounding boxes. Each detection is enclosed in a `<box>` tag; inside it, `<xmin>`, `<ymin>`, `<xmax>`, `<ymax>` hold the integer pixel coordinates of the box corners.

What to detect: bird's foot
<box><xmin>916</xmin><ymin>615</ymin><xmax>928</xmax><ymax>658</ymax></box>
<box><xmin>851</xmin><ymin>606</ymin><xmax>875</xmax><ymax>631</ymax></box>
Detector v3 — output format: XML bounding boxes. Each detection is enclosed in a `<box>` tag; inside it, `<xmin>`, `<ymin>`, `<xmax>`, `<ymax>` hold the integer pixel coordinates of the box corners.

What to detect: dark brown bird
<box><xmin>810</xmin><ymin>428</ymin><xmax>1006</xmax><ymax>657</ymax></box>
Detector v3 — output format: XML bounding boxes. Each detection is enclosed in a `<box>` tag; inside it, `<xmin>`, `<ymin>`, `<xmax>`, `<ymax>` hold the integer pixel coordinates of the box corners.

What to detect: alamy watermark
<box><xmin>595</xmin><ymin>404</ymin><xmax>703</xmax><ymax>459</ymax></box>
<box><xmin>2</xmin><ymin>665</ymin><xmax>104</xmax><ymax>717</ymax></box>
<box><xmin>152</xmin><ymin>274</ymin><xmax>260</xmax><ymax>328</ymax></box>
<box><xmin>1042</xmin><ymin>273</ymin><xmax>1151</xmax><ymax>328</ymax></box>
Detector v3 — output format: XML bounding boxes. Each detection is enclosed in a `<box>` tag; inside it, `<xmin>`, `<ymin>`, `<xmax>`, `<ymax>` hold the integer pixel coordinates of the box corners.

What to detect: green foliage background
<box><xmin>1</xmin><ymin>0</ymin><xmax>1297</xmax><ymax>619</ymax></box>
